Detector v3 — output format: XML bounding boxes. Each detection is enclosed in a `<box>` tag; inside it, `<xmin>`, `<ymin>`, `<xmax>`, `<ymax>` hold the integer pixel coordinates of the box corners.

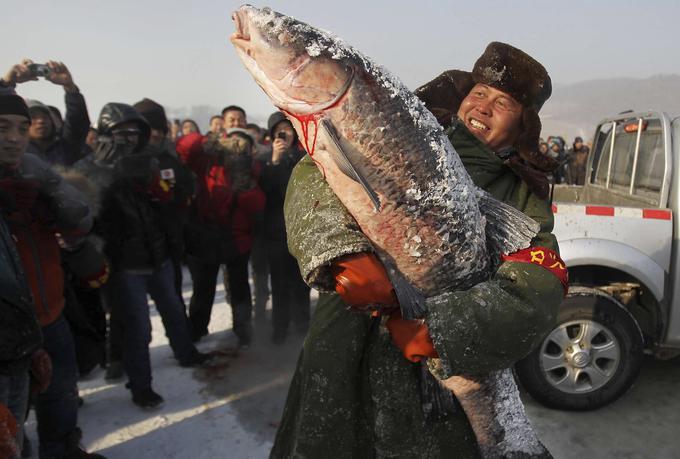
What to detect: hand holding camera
<box><xmin>271</xmin><ymin>131</ymin><xmax>287</xmax><ymax>165</ymax></box>
<box><xmin>1</xmin><ymin>59</ymin><xmax>77</xmax><ymax>93</ymax></box>
<box><xmin>1</xmin><ymin>59</ymin><xmax>39</xmax><ymax>87</ymax></box>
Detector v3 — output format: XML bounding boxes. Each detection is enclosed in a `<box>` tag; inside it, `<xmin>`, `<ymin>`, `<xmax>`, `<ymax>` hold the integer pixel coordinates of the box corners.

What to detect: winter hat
<box><xmin>133</xmin><ymin>98</ymin><xmax>168</xmax><ymax>134</ymax></box>
<box><xmin>26</xmin><ymin>99</ymin><xmax>55</xmax><ymax>126</ymax></box>
<box><xmin>0</xmin><ymin>92</ymin><xmax>30</xmax><ymax>120</ymax></box>
<box><xmin>26</xmin><ymin>99</ymin><xmax>52</xmax><ymax>118</ymax></box>
<box><xmin>415</xmin><ymin>42</ymin><xmax>556</xmax><ymax>172</ymax></box>
<box><xmin>471</xmin><ymin>42</ymin><xmax>551</xmax><ymax>112</ymax></box>
<box><xmin>267</xmin><ymin>110</ymin><xmax>298</xmax><ymax>138</ymax></box>
<box><xmin>226</xmin><ymin>127</ymin><xmax>255</xmax><ymax>145</ymax></box>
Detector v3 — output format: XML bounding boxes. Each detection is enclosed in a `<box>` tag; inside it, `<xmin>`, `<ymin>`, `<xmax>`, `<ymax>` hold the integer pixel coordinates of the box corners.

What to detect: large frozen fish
<box><xmin>231</xmin><ymin>5</ymin><xmax>550</xmax><ymax>458</ymax></box>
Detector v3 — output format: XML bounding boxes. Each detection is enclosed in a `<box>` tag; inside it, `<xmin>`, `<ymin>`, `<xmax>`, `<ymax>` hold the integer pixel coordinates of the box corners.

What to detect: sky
<box><xmin>2</xmin><ymin>0</ymin><xmax>679</xmax><ymax>128</ymax></box>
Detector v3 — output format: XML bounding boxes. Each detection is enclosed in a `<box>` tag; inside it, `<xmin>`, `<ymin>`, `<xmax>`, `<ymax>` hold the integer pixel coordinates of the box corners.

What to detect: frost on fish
<box><xmin>234</xmin><ymin>6</ymin><xmax>546</xmax><ymax>459</ymax></box>
<box><xmin>238</xmin><ymin>8</ymin><xmax>539</xmax><ymax>301</ymax></box>
<box><xmin>442</xmin><ymin>370</ymin><xmax>552</xmax><ymax>459</ymax></box>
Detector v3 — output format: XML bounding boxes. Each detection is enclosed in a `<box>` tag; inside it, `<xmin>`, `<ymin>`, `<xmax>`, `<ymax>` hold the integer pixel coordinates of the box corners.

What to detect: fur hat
<box><xmin>133</xmin><ymin>98</ymin><xmax>168</xmax><ymax>134</ymax></box>
<box><xmin>414</xmin><ymin>42</ymin><xmax>557</xmax><ymax>174</ymax></box>
<box><xmin>471</xmin><ymin>42</ymin><xmax>551</xmax><ymax>111</ymax></box>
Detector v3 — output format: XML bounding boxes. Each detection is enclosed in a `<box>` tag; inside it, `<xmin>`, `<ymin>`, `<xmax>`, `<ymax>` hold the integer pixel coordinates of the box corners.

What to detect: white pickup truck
<box><xmin>516</xmin><ymin>110</ymin><xmax>680</xmax><ymax>410</ymax></box>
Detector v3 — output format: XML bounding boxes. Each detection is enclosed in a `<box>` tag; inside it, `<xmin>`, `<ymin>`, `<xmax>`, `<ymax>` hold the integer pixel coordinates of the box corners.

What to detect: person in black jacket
<box><xmin>260</xmin><ymin>112</ymin><xmax>310</xmax><ymax>344</ymax></box>
<box><xmin>0</xmin><ymin>59</ymin><xmax>90</xmax><ymax>167</ymax></box>
<box><xmin>0</xmin><ymin>211</ymin><xmax>43</xmax><ymax>459</ymax></box>
<box><xmin>75</xmin><ymin>103</ymin><xmax>210</xmax><ymax>410</ymax></box>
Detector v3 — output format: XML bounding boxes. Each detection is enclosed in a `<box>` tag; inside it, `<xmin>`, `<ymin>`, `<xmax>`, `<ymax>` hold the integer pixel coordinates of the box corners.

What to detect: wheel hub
<box><xmin>570</xmin><ymin>350</ymin><xmax>591</xmax><ymax>368</ymax></box>
<box><xmin>539</xmin><ymin>319</ymin><xmax>621</xmax><ymax>394</ymax></box>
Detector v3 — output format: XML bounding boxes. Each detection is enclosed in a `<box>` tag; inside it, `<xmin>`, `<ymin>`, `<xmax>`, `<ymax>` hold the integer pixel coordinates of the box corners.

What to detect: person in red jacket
<box><xmin>0</xmin><ymin>89</ymin><xmax>105</xmax><ymax>459</ymax></box>
<box><xmin>177</xmin><ymin>129</ymin><xmax>265</xmax><ymax>348</ymax></box>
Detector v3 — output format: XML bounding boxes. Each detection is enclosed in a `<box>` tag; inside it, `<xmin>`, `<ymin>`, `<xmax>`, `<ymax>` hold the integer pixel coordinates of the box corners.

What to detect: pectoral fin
<box><xmin>320</xmin><ymin>119</ymin><xmax>381</xmax><ymax>212</ymax></box>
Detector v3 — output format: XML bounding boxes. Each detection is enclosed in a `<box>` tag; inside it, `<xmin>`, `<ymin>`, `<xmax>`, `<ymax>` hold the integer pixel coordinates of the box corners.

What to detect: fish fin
<box><xmin>383</xmin><ymin>262</ymin><xmax>426</xmax><ymax>320</ymax></box>
<box><xmin>476</xmin><ymin>188</ymin><xmax>540</xmax><ymax>262</ymax></box>
<box><xmin>319</xmin><ymin>119</ymin><xmax>381</xmax><ymax>212</ymax></box>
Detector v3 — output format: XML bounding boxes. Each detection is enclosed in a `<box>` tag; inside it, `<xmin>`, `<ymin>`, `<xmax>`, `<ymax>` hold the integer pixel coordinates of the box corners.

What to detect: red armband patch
<box><xmin>501</xmin><ymin>246</ymin><xmax>568</xmax><ymax>295</ymax></box>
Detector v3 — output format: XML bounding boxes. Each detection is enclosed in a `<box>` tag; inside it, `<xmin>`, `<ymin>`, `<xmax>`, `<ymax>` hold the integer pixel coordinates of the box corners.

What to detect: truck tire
<box><xmin>516</xmin><ymin>286</ymin><xmax>644</xmax><ymax>411</ymax></box>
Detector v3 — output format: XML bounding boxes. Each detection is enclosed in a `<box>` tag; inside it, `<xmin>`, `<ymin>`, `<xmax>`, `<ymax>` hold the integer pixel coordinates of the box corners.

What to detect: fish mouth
<box><xmin>230</xmin><ymin>10</ymin><xmax>251</xmax><ymax>48</ymax></box>
<box><xmin>229</xmin><ymin>5</ymin><xmax>354</xmax><ymax>115</ymax></box>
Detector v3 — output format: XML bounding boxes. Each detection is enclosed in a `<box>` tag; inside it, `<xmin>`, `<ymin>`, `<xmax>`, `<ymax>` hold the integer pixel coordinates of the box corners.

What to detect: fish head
<box><xmin>231</xmin><ymin>5</ymin><xmax>354</xmax><ymax>115</ymax></box>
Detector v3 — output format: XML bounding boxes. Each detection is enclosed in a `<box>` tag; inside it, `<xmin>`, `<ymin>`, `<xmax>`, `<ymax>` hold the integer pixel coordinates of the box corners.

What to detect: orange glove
<box><xmin>330</xmin><ymin>252</ymin><xmax>397</xmax><ymax>308</ymax></box>
<box><xmin>386</xmin><ymin>310</ymin><xmax>438</xmax><ymax>362</ymax></box>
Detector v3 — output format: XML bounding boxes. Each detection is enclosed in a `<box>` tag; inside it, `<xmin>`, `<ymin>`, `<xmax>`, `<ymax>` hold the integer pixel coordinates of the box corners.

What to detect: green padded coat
<box><xmin>271</xmin><ymin>121</ymin><xmax>564</xmax><ymax>459</ymax></box>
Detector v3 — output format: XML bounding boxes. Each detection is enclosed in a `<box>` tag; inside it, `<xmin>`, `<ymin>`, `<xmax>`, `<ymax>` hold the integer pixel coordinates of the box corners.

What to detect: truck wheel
<box><xmin>516</xmin><ymin>286</ymin><xmax>644</xmax><ymax>411</ymax></box>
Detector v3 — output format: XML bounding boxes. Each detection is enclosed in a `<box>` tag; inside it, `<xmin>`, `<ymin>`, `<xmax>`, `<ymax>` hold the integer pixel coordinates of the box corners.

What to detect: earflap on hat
<box><xmin>515</xmin><ymin>107</ymin><xmax>558</xmax><ymax>172</ymax></box>
<box><xmin>414</xmin><ymin>70</ymin><xmax>475</xmax><ymax>128</ymax></box>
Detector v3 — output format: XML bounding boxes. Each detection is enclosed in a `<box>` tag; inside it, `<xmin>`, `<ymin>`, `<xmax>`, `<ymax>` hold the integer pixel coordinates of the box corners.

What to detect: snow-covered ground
<box><xmin>25</xmin><ymin>269</ymin><xmax>312</xmax><ymax>459</ymax></box>
<box><xmin>23</xmin><ymin>269</ymin><xmax>680</xmax><ymax>459</ymax></box>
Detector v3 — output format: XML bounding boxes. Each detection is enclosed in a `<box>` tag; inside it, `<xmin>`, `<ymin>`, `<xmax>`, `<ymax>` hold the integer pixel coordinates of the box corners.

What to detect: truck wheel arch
<box><xmin>559</xmin><ymin>238</ymin><xmax>665</xmax><ymax>302</ymax></box>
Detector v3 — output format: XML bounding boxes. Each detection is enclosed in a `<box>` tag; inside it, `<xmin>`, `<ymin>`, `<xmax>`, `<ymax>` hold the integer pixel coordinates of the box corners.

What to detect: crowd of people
<box><xmin>0</xmin><ymin>43</ymin><xmax>581</xmax><ymax>458</ymax></box>
<box><xmin>0</xmin><ymin>58</ymin><xmax>310</xmax><ymax>459</ymax></box>
<box><xmin>539</xmin><ymin>135</ymin><xmax>591</xmax><ymax>185</ymax></box>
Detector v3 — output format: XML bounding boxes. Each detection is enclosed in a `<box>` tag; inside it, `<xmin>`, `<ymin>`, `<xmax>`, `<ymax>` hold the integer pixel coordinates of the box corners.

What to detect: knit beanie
<box><xmin>132</xmin><ymin>98</ymin><xmax>168</xmax><ymax>134</ymax></box>
<box><xmin>0</xmin><ymin>93</ymin><xmax>30</xmax><ymax>120</ymax></box>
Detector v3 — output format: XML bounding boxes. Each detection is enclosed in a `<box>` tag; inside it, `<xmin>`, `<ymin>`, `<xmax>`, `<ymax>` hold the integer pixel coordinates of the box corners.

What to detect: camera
<box><xmin>28</xmin><ymin>64</ymin><xmax>51</xmax><ymax>78</ymax></box>
<box><xmin>276</xmin><ymin>131</ymin><xmax>287</xmax><ymax>140</ymax></box>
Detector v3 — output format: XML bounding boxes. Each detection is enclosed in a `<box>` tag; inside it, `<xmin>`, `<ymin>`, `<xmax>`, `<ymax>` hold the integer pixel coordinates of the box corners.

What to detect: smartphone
<box><xmin>276</xmin><ymin>132</ymin><xmax>287</xmax><ymax>140</ymax></box>
<box><xmin>28</xmin><ymin>63</ymin><xmax>51</xmax><ymax>78</ymax></box>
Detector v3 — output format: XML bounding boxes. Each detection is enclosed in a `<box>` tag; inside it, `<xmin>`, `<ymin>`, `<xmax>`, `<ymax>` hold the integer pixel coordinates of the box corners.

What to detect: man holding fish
<box><xmin>231</xmin><ymin>6</ymin><xmax>566</xmax><ymax>458</ymax></box>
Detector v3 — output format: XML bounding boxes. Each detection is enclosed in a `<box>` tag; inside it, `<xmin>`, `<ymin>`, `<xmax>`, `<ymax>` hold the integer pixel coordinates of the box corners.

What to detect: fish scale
<box><xmin>231</xmin><ymin>6</ymin><xmax>551</xmax><ymax>458</ymax></box>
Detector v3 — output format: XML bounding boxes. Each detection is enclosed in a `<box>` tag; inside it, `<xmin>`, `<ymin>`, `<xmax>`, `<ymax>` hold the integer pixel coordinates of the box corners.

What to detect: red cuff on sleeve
<box><xmin>501</xmin><ymin>246</ymin><xmax>569</xmax><ymax>295</ymax></box>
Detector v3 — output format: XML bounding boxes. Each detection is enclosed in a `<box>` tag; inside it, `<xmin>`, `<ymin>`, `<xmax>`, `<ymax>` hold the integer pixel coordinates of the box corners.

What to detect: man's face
<box><xmin>0</xmin><ymin>115</ymin><xmax>30</xmax><ymax>167</ymax></box>
<box><xmin>457</xmin><ymin>84</ymin><xmax>523</xmax><ymax>151</ymax></box>
<box><xmin>575</xmin><ymin>140</ymin><xmax>583</xmax><ymax>150</ymax></box>
<box><xmin>210</xmin><ymin>117</ymin><xmax>224</xmax><ymax>134</ymax></box>
<box><xmin>28</xmin><ymin>110</ymin><xmax>53</xmax><ymax>142</ymax></box>
<box><xmin>223</xmin><ymin>110</ymin><xmax>246</xmax><ymax>129</ymax></box>
<box><xmin>272</xmin><ymin>121</ymin><xmax>295</xmax><ymax>150</ymax></box>
<box><xmin>110</xmin><ymin>121</ymin><xmax>142</xmax><ymax>157</ymax></box>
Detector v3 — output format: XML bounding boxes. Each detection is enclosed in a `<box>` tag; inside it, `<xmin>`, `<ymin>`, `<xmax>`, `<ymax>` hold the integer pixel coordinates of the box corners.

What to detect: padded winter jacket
<box><xmin>2</xmin><ymin>154</ymin><xmax>93</xmax><ymax>327</ymax></box>
<box><xmin>177</xmin><ymin>133</ymin><xmax>265</xmax><ymax>255</ymax></box>
<box><xmin>0</xmin><ymin>215</ymin><xmax>42</xmax><ymax>368</ymax></box>
<box><xmin>26</xmin><ymin>91</ymin><xmax>90</xmax><ymax>167</ymax></box>
<box><xmin>98</xmin><ymin>151</ymin><xmax>194</xmax><ymax>271</ymax></box>
<box><xmin>259</xmin><ymin>146</ymin><xmax>305</xmax><ymax>243</ymax></box>
<box><xmin>271</xmin><ymin>122</ymin><xmax>563</xmax><ymax>458</ymax></box>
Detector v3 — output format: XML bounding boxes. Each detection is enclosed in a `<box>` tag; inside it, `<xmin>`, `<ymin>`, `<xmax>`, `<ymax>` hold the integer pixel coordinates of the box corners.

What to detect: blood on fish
<box><xmin>280</xmin><ymin>87</ymin><xmax>350</xmax><ymax>180</ymax></box>
<box><xmin>283</xmin><ymin>110</ymin><xmax>326</xmax><ymax>178</ymax></box>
